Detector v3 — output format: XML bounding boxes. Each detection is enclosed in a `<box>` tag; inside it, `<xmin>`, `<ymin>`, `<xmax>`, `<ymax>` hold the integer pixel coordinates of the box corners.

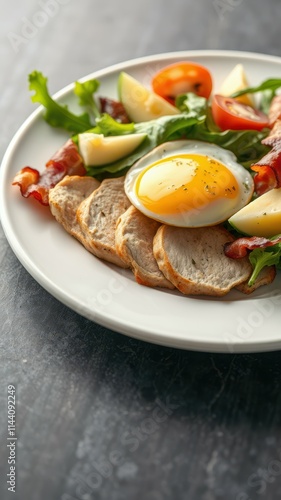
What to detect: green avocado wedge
<box><xmin>229</xmin><ymin>187</ymin><xmax>281</xmax><ymax>238</ymax></box>
<box><xmin>78</xmin><ymin>132</ymin><xmax>147</xmax><ymax>166</ymax></box>
<box><xmin>118</xmin><ymin>72</ymin><xmax>180</xmax><ymax>122</ymax></box>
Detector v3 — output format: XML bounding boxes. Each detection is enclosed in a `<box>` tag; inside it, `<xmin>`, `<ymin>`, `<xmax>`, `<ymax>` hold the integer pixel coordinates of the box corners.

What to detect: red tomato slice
<box><xmin>152</xmin><ymin>62</ymin><xmax>212</xmax><ymax>104</ymax></box>
<box><xmin>211</xmin><ymin>94</ymin><xmax>269</xmax><ymax>131</ymax></box>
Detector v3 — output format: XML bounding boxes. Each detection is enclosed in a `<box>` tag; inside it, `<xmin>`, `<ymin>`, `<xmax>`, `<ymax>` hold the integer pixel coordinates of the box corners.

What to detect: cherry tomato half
<box><xmin>211</xmin><ymin>94</ymin><xmax>269</xmax><ymax>131</ymax></box>
<box><xmin>152</xmin><ymin>62</ymin><xmax>213</xmax><ymax>104</ymax></box>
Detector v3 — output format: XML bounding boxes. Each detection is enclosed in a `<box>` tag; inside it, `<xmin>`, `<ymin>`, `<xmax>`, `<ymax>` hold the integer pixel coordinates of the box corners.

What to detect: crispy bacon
<box><xmin>226</xmin><ymin>107</ymin><xmax>281</xmax><ymax>261</ymax></box>
<box><xmin>224</xmin><ymin>235</ymin><xmax>281</xmax><ymax>259</ymax></box>
<box><xmin>99</xmin><ymin>96</ymin><xmax>130</xmax><ymax>123</ymax></box>
<box><xmin>13</xmin><ymin>139</ymin><xmax>85</xmax><ymax>205</ymax></box>
<box><xmin>251</xmin><ymin>119</ymin><xmax>281</xmax><ymax>196</ymax></box>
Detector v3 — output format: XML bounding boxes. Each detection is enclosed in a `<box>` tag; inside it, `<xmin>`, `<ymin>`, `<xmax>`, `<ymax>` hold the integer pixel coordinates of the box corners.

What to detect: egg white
<box><xmin>124</xmin><ymin>140</ymin><xmax>254</xmax><ymax>227</ymax></box>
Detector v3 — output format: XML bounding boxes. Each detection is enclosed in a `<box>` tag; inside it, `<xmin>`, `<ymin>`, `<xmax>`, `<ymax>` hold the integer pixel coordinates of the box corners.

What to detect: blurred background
<box><xmin>1</xmin><ymin>0</ymin><xmax>280</xmax><ymax>155</ymax></box>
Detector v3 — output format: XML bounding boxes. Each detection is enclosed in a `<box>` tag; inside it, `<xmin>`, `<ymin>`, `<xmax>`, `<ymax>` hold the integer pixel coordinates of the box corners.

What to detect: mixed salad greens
<box><xmin>29</xmin><ymin>70</ymin><xmax>270</xmax><ymax>175</ymax></box>
<box><xmin>26</xmin><ymin>67</ymin><xmax>281</xmax><ymax>287</ymax></box>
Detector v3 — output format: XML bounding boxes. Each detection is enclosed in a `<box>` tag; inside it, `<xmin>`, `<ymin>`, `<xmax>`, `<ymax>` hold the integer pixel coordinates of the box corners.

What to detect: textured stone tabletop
<box><xmin>1</xmin><ymin>1</ymin><xmax>281</xmax><ymax>499</ymax></box>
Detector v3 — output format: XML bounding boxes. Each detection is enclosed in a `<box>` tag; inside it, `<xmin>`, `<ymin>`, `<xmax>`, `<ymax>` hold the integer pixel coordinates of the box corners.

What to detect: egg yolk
<box><xmin>135</xmin><ymin>154</ymin><xmax>239</xmax><ymax>215</ymax></box>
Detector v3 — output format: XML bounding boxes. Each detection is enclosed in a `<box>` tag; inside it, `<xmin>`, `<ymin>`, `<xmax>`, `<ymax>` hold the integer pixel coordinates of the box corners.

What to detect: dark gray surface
<box><xmin>1</xmin><ymin>1</ymin><xmax>281</xmax><ymax>499</ymax></box>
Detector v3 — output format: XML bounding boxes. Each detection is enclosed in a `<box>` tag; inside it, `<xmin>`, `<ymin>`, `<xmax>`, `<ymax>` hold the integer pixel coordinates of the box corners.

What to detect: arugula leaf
<box><xmin>248</xmin><ymin>245</ymin><xmax>281</xmax><ymax>286</ymax></box>
<box><xmin>29</xmin><ymin>71</ymin><xmax>93</xmax><ymax>133</ymax></box>
<box><xmin>175</xmin><ymin>94</ymin><xmax>269</xmax><ymax>168</ymax></box>
<box><xmin>231</xmin><ymin>78</ymin><xmax>281</xmax><ymax>98</ymax></box>
<box><xmin>74</xmin><ymin>79</ymin><xmax>100</xmax><ymax>119</ymax></box>
<box><xmin>188</xmin><ymin>122</ymin><xmax>269</xmax><ymax>169</ymax></box>
<box><xmin>231</xmin><ymin>78</ymin><xmax>281</xmax><ymax>113</ymax></box>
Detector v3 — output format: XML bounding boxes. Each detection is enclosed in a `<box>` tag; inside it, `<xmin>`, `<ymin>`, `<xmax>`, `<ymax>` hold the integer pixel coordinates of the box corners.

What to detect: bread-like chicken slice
<box><xmin>236</xmin><ymin>265</ymin><xmax>276</xmax><ymax>294</ymax></box>
<box><xmin>49</xmin><ymin>175</ymin><xmax>100</xmax><ymax>247</ymax></box>
<box><xmin>153</xmin><ymin>225</ymin><xmax>253</xmax><ymax>296</ymax></box>
<box><xmin>77</xmin><ymin>177</ymin><xmax>131</xmax><ymax>268</ymax></box>
<box><xmin>115</xmin><ymin>206</ymin><xmax>174</xmax><ymax>289</ymax></box>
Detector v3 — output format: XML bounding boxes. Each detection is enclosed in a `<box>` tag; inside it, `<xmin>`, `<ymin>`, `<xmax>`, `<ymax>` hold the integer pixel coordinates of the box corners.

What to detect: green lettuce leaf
<box><xmin>94</xmin><ymin>114</ymin><xmax>135</xmax><ymax>136</ymax></box>
<box><xmin>29</xmin><ymin>71</ymin><xmax>94</xmax><ymax>133</ymax></box>
<box><xmin>74</xmin><ymin>79</ymin><xmax>100</xmax><ymax>120</ymax></box>
<box><xmin>248</xmin><ymin>244</ymin><xmax>281</xmax><ymax>286</ymax></box>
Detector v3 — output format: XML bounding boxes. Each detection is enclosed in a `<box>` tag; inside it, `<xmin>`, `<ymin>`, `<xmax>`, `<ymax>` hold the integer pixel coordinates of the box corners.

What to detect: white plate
<box><xmin>1</xmin><ymin>50</ymin><xmax>281</xmax><ymax>353</ymax></box>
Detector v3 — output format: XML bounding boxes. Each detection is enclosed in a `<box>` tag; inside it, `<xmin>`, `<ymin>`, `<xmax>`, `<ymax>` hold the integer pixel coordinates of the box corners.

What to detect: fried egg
<box><xmin>124</xmin><ymin>140</ymin><xmax>254</xmax><ymax>227</ymax></box>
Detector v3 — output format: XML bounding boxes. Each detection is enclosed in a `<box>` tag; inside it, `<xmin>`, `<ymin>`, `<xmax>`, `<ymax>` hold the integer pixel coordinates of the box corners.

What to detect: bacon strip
<box><xmin>13</xmin><ymin>139</ymin><xmax>85</xmax><ymax>205</ymax></box>
<box><xmin>251</xmin><ymin>118</ymin><xmax>281</xmax><ymax>196</ymax></box>
<box><xmin>99</xmin><ymin>97</ymin><xmax>130</xmax><ymax>123</ymax></box>
<box><xmin>226</xmin><ymin>106</ymin><xmax>281</xmax><ymax>260</ymax></box>
<box><xmin>224</xmin><ymin>235</ymin><xmax>281</xmax><ymax>259</ymax></box>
